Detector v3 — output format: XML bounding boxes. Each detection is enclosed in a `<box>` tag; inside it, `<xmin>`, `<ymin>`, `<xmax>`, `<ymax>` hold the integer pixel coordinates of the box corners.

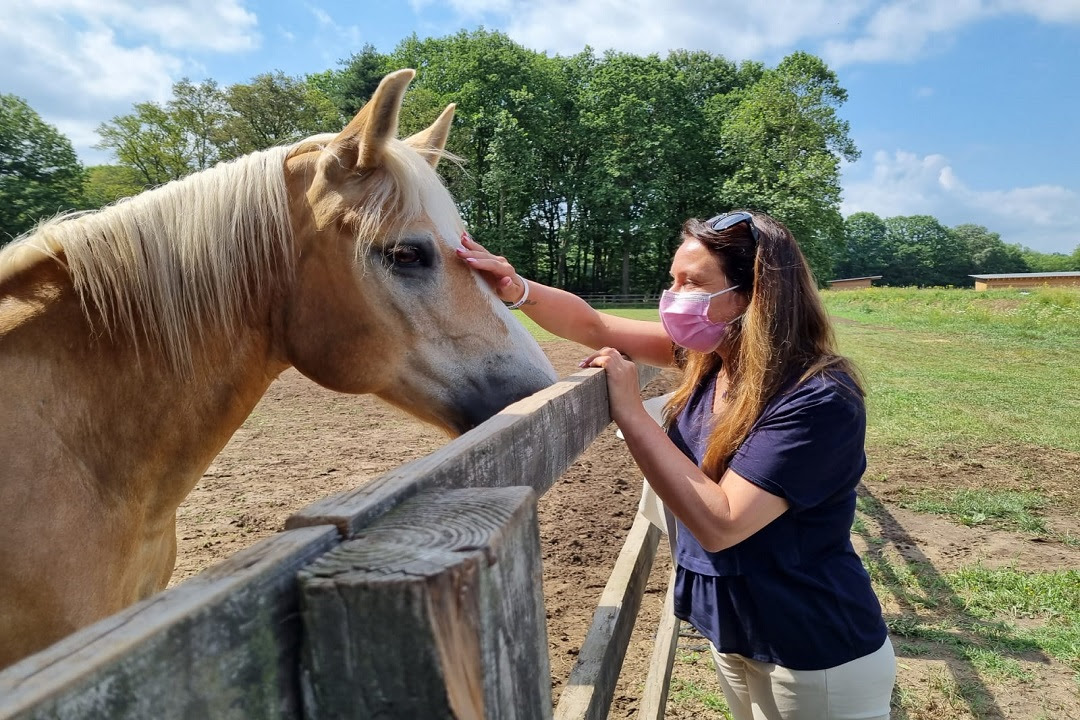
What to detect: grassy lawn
<box><xmin>825</xmin><ymin>288</ymin><xmax>1080</xmax><ymax>453</ymax></box>
<box><xmin>513</xmin><ymin>307</ymin><xmax>659</xmax><ymax>342</ymax></box>
<box><xmin>520</xmin><ymin>287</ymin><xmax>1080</xmax><ymax>718</ymax></box>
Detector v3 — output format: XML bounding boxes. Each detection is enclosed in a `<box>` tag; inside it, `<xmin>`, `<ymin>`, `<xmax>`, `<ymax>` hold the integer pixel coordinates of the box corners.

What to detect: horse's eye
<box><xmin>390</xmin><ymin>245</ymin><xmax>422</xmax><ymax>266</ymax></box>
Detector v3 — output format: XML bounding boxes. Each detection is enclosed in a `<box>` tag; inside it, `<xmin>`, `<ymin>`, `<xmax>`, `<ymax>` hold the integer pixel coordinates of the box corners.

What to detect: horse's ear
<box><xmin>329</xmin><ymin>68</ymin><xmax>415</xmax><ymax>170</ymax></box>
<box><xmin>404</xmin><ymin>103</ymin><xmax>456</xmax><ymax>169</ymax></box>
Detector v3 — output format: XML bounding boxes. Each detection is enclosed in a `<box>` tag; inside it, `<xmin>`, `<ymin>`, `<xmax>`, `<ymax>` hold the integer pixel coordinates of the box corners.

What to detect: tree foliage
<box><xmin>0</xmin><ymin>94</ymin><xmax>85</xmax><ymax>243</ymax></box>
<box><xmin>81</xmin><ymin>31</ymin><xmax>1074</xmax><ymax>290</ymax></box>
<box><xmin>217</xmin><ymin>72</ymin><xmax>341</xmax><ymax>159</ymax></box>
<box><xmin>83</xmin><ymin>164</ymin><xmax>145</xmax><ymax>208</ymax></box>
<box><xmin>95</xmin><ymin>79</ymin><xmax>226</xmax><ymax>186</ymax></box>
<box><xmin>718</xmin><ymin>53</ymin><xmax>859</xmax><ymax>282</ymax></box>
<box><xmin>96</xmin><ymin>74</ymin><xmax>339</xmax><ymax>186</ymax></box>
<box><xmin>953</xmin><ymin>224</ymin><xmax>1029</xmax><ymax>275</ymax></box>
<box><xmin>343</xmin><ymin>31</ymin><xmax>855</xmax><ymax>290</ymax></box>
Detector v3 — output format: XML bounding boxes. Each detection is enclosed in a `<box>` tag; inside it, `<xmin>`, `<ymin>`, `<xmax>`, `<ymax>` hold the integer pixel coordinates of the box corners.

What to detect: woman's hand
<box><xmin>455</xmin><ymin>232</ymin><xmax>527</xmax><ymax>305</ymax></box>
<box><xmin>579</xmin><ymin>347</ymin><xmax>647</xmax><ymax>427</ymax></box>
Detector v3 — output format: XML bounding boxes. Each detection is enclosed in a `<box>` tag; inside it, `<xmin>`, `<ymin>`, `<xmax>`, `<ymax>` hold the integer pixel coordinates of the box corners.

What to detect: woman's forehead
<box><xmin>671</xmin><ymin>238</ymin><xmax>724</xmax><ymax>276</ymax></box>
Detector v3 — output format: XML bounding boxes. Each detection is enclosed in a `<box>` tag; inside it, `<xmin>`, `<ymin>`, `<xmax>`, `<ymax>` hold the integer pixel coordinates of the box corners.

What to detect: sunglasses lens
<box><xmin>708</xmin><ymin>212</ymin><xmax>756</xmax><ymax>240</ymax></box>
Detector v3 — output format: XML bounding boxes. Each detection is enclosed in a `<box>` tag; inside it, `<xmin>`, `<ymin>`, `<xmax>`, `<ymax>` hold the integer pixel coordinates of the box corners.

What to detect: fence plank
<box><xmin>286</xmin><ymin>365</ymin><xmax>659</xmax><ymax>538</ymax></box>
<box><xmin>636</xmin><ymin>569</ymin><xmax>679</xmax><ymax>720</ymax></box>
<box><xmin>0</xmin><ymin>526</ymin><xmax>339</xmax><ymax>720</ymax></box>
<box><xmin>299</xmin><ymin>486</ymin><xmax>551</xmax><ymax>720</ymax></box>
<box><xmin>553</xmin><ymin>514</ymin><xmax>661</xmax><ymax>720</ymax></box>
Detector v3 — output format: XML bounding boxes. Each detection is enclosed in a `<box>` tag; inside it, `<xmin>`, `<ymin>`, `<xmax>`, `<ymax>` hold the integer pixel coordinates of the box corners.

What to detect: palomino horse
<box><xmin>0</xmin><ymin>69</ymin><xmax>557</xmax><ymax>669</ymax></box>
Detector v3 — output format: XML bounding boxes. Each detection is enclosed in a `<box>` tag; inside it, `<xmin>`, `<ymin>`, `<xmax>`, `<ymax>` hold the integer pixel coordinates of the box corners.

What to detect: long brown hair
<box><xmin>664</xmin><ymin>211</ymin><xmax>862</xmax><ymax>480</ymax></box>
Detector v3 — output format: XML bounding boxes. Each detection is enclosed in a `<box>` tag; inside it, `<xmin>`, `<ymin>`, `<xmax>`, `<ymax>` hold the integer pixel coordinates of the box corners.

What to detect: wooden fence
<box><xmin>574</xmin><ymin>293</ymin><xmax>657</xmax><ymax>308</ymax></box>
<box><xmin>0</xmin><ymin>365</ymin><xmax>682</xmax><ymax>720</ymax></box>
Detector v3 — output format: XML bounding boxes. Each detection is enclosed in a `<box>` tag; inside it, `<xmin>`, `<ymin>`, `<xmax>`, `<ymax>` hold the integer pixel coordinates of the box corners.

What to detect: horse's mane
<box><xmin>0</xmin><ymin>135</ymin><xmax>447</xmax><ymax>375</ymax></box>
<box><xmin>0</xmin><ymin>147</ymin><xmax>294</xmax><ymax>373</ymax></box>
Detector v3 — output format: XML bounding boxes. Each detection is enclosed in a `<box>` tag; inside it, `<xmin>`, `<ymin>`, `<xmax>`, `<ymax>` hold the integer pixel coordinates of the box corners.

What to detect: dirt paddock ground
<box><xmin>173</xmin><ymin>338</ymin><xmax>1080</xmax><ymax>719</ymax></box>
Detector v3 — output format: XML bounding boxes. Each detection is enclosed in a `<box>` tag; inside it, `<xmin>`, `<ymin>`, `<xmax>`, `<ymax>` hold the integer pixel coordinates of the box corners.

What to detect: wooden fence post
<box><xmin>0</xmin><ymin>526</ymin><xmax>340</xmax><ymax>720</ymax></box>
<box><xmin>298</xmin><ymin>486</ymin><xmax>551</xmax><ymax>720</ymax></box>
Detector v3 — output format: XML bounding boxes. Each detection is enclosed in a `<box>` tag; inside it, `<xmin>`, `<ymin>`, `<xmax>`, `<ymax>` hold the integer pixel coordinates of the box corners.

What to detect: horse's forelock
<box><xmin>345</xmin><ymin>138</ymin><xmax>459</xmax><ymax>258</ymax></box>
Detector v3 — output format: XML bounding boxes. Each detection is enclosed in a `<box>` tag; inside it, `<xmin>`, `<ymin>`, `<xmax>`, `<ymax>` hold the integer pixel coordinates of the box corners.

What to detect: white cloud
<box><xmin>411</xmin><ymin>0</ymin><xmax>1080</xmax><ymax>66</ymax></box>
<box><xmin>842</xmin><ymin>149</ymin><xmax>1080</xmax><ymax>253</ymax></box>
<box><xmin>308</xmin><ymin>4</ymin><xmax>334</xmax><ymax>26</ymax></box>
<box><xmin>500</xmin><ymin>0</ymin><xmax>867</xmax><ymax>59</ymax></box>
<box><xmin>0</xmin><ymin>0</ymin><xmax>259</xmax><ymax>162</ymax></box>
<box><xmin>24</xmin><ymin>0</ymin><xmax>259</xmax><ymax>52</ymax></box>
<box><xmin>410</xmin><ymin>0</ymin><xmax>514</xmax><ymax>14</ymax></box>
<box><xmin>1001</xmin><ymin>0</ymin><xmax>1080</xmax><ymax>23</ymax></box>
<box><xmin>822</xmin><ymin>0</ymin><xmax>1080</xmax><ymax>67</ymax></box>
<box><xmin>305</xmin><ymin>4</ymin><xmax>362</xmax><ymax>53</ymax></box>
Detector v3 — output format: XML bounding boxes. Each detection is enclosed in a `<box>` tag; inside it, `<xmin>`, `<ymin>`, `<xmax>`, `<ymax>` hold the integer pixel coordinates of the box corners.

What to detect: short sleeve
<box><xmin>728</xmin><ymin>376</ymin><xmax>866</xmax><ymax>511</ymax></box>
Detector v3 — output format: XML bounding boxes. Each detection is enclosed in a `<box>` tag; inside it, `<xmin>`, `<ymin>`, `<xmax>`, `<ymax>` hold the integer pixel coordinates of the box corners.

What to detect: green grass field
<box><xmin>521</xmin><ymin>287</ymin><xmax>1080</xmax><ymax>718</ymax></box>
<box><xmin>826</xmin><ymin>287</ymin><xmax>1080</xmax><ymax>453</ymax></box>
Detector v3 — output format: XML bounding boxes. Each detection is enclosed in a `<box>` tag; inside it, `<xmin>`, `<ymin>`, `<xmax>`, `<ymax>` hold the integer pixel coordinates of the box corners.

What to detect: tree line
<box><xmin>2</xmin><ymin>29</ymin><xmax>1077</xmax><ymax>290</ymax></box>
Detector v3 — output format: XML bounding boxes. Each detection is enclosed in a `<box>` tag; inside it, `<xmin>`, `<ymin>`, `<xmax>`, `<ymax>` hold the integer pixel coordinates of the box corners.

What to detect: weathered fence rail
<box><xmin>0</xmin><ymin>366</ymin><xmax>678</xmax><ymax>719</ymax></box>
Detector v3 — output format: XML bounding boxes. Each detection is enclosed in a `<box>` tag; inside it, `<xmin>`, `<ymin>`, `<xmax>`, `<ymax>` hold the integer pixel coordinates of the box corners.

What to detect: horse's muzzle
<box><xmin>449</xmin><ymin>365</ymin><xmax>556</xmax><ymax>435</ymax></box>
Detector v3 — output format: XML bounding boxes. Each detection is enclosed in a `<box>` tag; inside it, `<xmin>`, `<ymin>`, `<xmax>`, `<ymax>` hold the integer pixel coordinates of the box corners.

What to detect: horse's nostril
<box><xmin>453</xmin><ymin>369</ymin><xmax>552</xmax><ymax>433</ymax></box>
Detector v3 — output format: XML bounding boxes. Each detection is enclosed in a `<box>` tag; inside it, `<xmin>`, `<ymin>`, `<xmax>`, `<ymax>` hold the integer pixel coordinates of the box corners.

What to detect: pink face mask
<box><xmin>659</xmin><ymin>286</ymin><xmax>741</xmax><ymax>353</ymax></box>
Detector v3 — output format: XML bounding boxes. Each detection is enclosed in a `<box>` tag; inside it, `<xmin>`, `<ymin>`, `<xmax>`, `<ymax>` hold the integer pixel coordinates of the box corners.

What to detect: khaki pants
<box><xmin>709</xmin><ymin>637</ymin><xmax>896</xmax><ymax>720</ymax></box>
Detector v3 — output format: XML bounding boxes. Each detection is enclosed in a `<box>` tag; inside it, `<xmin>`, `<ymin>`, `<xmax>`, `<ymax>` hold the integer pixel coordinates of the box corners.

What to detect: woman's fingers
<box><xmin>456</xmin><ymin>232</ymin><xmax>526</xmax><ymax>303</ymax></box>
<box><xmin>579</xmin><ymin>347</ymin><xmax>622</xmax><ymax>368</ymax></box>
<box><xmin>461</xmin><ymin>232</ymin><xmax>488</xmax><ymax>253</ymax></box>
<box><xmin>578</xmin><ymin>348</ymin><xmax>643</xmax><ymax>425</ymax></box>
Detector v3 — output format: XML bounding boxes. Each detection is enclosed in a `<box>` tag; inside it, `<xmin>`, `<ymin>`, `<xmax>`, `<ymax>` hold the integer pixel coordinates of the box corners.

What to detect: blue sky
<box><xmin>2</xmin><ymin>1</ymin><xmax>1078</xmax><ymax>254</ymax></box>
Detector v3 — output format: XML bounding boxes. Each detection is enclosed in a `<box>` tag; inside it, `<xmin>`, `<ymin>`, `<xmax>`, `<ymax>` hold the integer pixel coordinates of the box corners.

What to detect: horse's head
<box><xmin>280</xmin><ymin>69</ymin><xmax>557</xmax><ymax>435</ymax></box>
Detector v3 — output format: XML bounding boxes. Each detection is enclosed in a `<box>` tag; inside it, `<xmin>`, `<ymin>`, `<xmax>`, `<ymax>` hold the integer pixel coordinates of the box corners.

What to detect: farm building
<box><xmin>826</xmin><ymin>275</ymin><xmax>882</xmax><ymax>290</ymax></box>
<box><xmin>969</xmin><ymin>271</ymin><xmax>1080</xmax><ymax>291</ymax></box>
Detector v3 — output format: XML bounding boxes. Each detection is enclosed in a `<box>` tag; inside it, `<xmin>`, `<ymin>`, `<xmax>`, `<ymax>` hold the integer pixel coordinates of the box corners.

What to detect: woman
<box><xmin>458</xmin><ymin>210</ymin><xmax>895</xmax><ymax>720</ymax></box>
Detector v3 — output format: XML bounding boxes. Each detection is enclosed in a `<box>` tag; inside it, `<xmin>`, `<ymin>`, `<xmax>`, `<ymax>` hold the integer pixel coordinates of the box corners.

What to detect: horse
<box><xmin>0</xmin><ymin>69</ymin><xmax>557</xmax><ymax>670</ymax></box>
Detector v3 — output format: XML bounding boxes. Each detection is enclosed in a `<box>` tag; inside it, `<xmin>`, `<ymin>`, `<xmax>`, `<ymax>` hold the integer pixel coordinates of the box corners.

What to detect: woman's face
<box><xmin>668</xmin><ymin>237</ymin><xmax>749</xmax><ymax>324</ymax></box>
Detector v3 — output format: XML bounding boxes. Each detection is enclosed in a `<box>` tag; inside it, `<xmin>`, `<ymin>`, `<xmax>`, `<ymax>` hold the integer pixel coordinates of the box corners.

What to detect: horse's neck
<box><xmin>0</xmin><ymin>257</ymin><xmax>285</xmax><ymax>518</ymax></box>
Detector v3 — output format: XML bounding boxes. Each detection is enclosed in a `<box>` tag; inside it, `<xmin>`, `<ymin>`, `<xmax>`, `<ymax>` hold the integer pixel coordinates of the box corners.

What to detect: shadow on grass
<box><xmin>856</xmin><ymin>484</ymin><xmax>1054</xmax><ymax>720</ymax></box>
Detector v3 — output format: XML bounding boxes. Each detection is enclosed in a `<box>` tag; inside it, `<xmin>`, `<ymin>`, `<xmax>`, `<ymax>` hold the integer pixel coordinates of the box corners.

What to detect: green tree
<box><xmin>329</xmin><ymin>44</ymin><xmax>391</xmax><ymax>117</ymax></box>
<box><xmin>389</xmin><ymin>29</ymin><xmax>556</xmax><ymax>264</ymax></box>
<box><xmin>836</xmin><ymin>212</ymin><xmax>891</xmax><ymax>280</ymax></box>
<box><xmin>95</xmin><ymin>78</ymin><xmax>227</xmax><ymax>185</ymax></box>
<box><xmin>217</xmin><ymin>72</ymin><xmax>341</xmax><ymax>159</ymax></box>
<box><xmin>0</xmin><ymin>94</ymin><xmax>85</xmax><ymax>242</ymax></box>
<box><xmin>303</xmin><ymin>32</ymin><xmax>866</xmax><ymax>296</ymax></box>
<box><xmin>82</xmin><ymin>165</ymin><xmax>146</xmax><ymax>208</ymax></box>
<box><xmin>884</xmin><ymin>215</ymin><xmax>972</xmax><ymax>286</ymax></box>
<box><xmin>578</xmin><ymin>51</ymin><xmax>713</xmax><ymax>293</ymax></box>
<box><xmin>717</xmin><ymin>52</ymin><xmax>859</xmax><ymax>284</ymax></box>
<box><xmin>1021</xmin><ymin>247</ymin><xmax>1076</xmax><ymax>272</ymax></box>
<box><xmin>171</xmin><ymin>79</ymin><xmax>228</xmax><ymax>170</ymax></box>
<box><xmin>952</xmin><ymin>223</ymin><xmax>1029</xmax><ymax>275</ymax></box>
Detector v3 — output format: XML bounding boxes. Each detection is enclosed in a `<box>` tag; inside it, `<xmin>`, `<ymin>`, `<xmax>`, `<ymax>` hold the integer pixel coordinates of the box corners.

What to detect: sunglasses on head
<box><xmin>707</xmin><ymin>211</ymin><xmax>759</xmax><ymax>244</ymax></box>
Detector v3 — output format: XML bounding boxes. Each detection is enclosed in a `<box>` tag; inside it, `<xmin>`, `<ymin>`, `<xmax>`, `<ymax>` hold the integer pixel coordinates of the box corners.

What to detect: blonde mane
<box><xmin>0</xmin><ymin>136</ymin><xmax>451</xmax><ymax>375</ymax></box>
<box><xmin>0</xmin><ymin>147</ymin><xmax>295</xmax><ymax>374</ymax></box>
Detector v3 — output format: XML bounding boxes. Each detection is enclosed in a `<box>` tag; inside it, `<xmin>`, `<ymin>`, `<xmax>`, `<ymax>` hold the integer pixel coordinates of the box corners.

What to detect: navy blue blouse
<box><xmin>669</xmin><ymin>370</ymin><xmax>888</xmax><ymax>671</ymax></box>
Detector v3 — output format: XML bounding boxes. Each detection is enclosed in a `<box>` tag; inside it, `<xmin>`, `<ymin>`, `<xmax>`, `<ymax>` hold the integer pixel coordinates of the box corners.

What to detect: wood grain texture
<box><xmin>0</xmin><ymin>526</ymin><xmax>339</xmax><ymax>720</ymax></box>
<box><xmin>299</xmin><ymin>486</ymin><xmax>552</xmax><ymax>720</ymax></box>
<box><xmin>286</xmin><ymin>365</ymin><xmax>660</xmax><ymax>538</ymax></box>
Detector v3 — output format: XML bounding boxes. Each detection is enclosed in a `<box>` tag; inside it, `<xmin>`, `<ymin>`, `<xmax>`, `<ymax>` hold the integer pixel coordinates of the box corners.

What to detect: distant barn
<box><xmin>826</xmin><ymin>275</ymin><xmax>882</xmax><ymax>291</ymax></box>
<box><xmin>970</xmin><ymin>272</ymin><xmax>1080</xmax><ymax>291</ymax></box>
